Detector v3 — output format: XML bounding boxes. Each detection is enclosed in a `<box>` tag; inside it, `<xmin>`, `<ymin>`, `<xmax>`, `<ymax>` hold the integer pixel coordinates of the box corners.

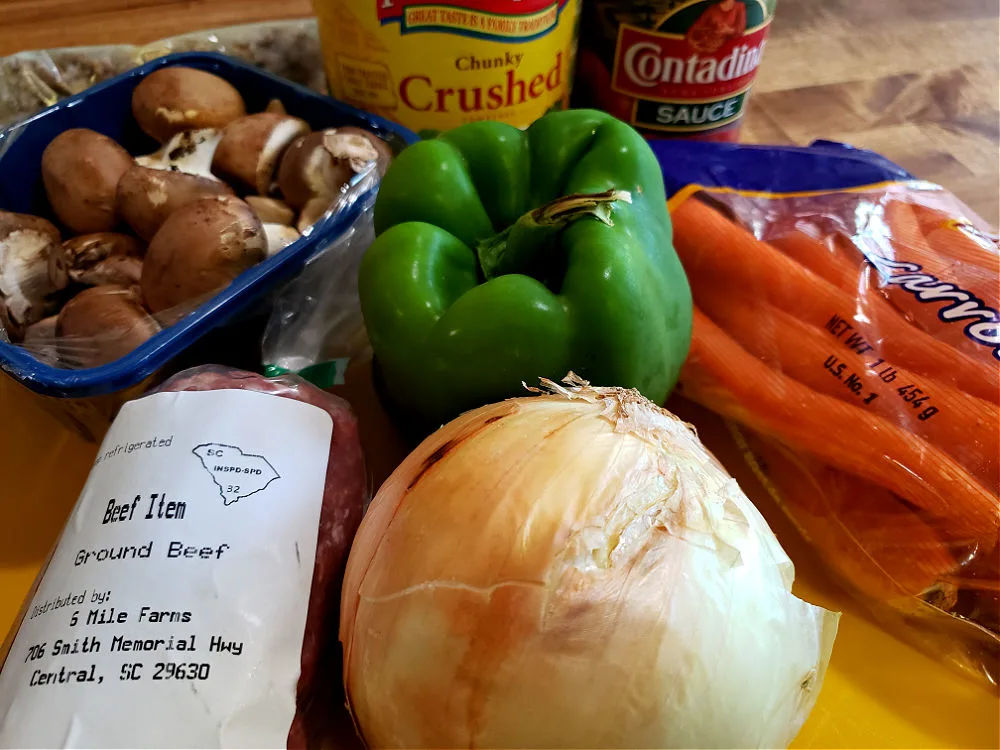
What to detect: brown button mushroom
<box><xmin>325</xmin><ymin>126</ymin><xmax>394</xmax><ymax>174</ymax></box>
<box><xmin>56</xmin><ymin>284</ymin><xmax>160</xmax><ymax>368</ymax></box>
<box><xmin>263</xmin><ymin>224</ymin><xmax>301</xmax><ymax>257</ymax></box>
<box><xmin>40</xmin><ymin>128</ymin><xmax>134</xmax><ymax>234</ymax></box>
<box><xmin>135</xmin><ymin>128</ymin><xmax>223</xmax><ymax>179</ymax></box>
<box><xmin>212</xmin><ymin>113</ymin><xmax>310</xmax><ymax>195</ymax></box>
<box><xmin>48</xmin><ymin>241</ymin><xmax>70</xmax><ymax>291</ymax></box>
<box><xmin>131</xmin><ymin>67</ymin><xmax>246</xmax><ymax>143</ymax></box>
<box><xmin>117</xmin><ymin>165</ymin><xmax>234</xmax><ymax>241</ymax></box>
<box><xmin>247</xmin><ymin>196</ymin><xmax>301</xmax><ymax>257</ymax></box>
<box><xmin>61</xmin><ymin>232</ymin><xmax>142</xmax><ymax>266</ymax></box>
<box><xmin>245</xmin><ymin>196</ymin><xmax>295</xmax><ymax>225</ymax></box>
<box><xmin>75</xmin><ymin>255</ymin><xmax>144</xmax><ymax>287</ymax></box>
<box><xmin>119</xmin><ymin>126</ymin><xmax>234</xmax><ymax>240</ymax></box>
<box><xmin>52</xmin><ymin>232</ymin><xmax>144</xmax><ymax>287</ymax></box>
<box><xmin>140</xmin><ymin>195</ymin><xmax>267</xmax><ymax>313</ymax></box>
<box><xmin>276</xmin><ymin>131</ymin><xmax>346</xmax><ymax>213</ymax></box>
<box><xmin>277</xmin><ymin>127</ymin><xmax>393</xmax><ymax>232</ymax></box>
<box><xmin>0</xmin><ymin>210</ymin><xmax>66</xmax><ymax>341</ymax></box>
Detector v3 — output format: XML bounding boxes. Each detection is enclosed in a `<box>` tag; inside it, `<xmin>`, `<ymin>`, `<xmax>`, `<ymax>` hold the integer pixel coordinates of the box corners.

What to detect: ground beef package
<box><xmin>0</xmin><ymin>365</ymin><xmax>367</xmax><ymax>748</ymax></box>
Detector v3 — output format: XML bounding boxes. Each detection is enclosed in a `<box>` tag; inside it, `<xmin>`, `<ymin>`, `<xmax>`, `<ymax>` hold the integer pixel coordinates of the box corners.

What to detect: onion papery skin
<box><xmin>341</xmin><ymin>379</ymin><xmax>839</xmax><ymax>749</ymax></box>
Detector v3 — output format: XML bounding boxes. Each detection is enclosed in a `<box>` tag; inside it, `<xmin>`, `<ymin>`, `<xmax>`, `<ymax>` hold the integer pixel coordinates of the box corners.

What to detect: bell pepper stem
<box><xmin>477</xmin><ymin>189</ymin><xmax>632</xmax><ymax>279</ymax></box>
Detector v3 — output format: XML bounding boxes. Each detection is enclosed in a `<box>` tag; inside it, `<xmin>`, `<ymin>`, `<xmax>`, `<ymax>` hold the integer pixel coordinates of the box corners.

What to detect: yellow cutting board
<box><xmin>1</xmin><ymin>373</ymin><xmax>997</xmax><ymax>748</ymax></box>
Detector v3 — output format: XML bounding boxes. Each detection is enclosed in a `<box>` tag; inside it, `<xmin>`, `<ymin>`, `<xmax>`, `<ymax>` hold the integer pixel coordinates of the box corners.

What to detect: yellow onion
<box><xmin>341</xmin><ymin>376</ymin><xmax>839</xmax><ymax>748</ymax></box>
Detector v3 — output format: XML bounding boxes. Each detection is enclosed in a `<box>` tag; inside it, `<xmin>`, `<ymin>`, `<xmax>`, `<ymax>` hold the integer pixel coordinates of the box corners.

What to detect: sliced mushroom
<box><xmin>277</xmin><ymin>127</ymin><xmax>392</xmax><ymax>232</ymax></box>
<box><xmin>131</xmin><ymin>67</ymin><xmax>246</xmax><ymax>143</ymax></box>
<box><xmin>56</xmin><ymin>284</ymin><xmax>159</xmax><ymax>368</ymax></box>
<box><xmin>0</xmin><ymin>211</ymin><xmax>65</xmax><ymax>340</ymax></box>
<box><xmin>264</xmin><ymin>224</ymin><xmax>301</xmax><ymax>257</ymax></box>
<box><xmin>140</xmin><ymin>195</ymin><xmax>266</xmax><ymax>313</ymax></box>
<box><xmin>245</xmin><ymin>196</ymin><xmax>295</xmax><ymax>226</ymax></box>
<box><xmin>40</xmin><ymin>128</ymin><xmax>133</xmax><ymax>233</ymax></box>
<box><xmin>212</xmin><ymin>113</ymin><xmax>310</xmax><ymax>195</ymax></box>
<box><xmin>117</xmin><ymin>164</ymin><xmax>234</xmax><ymax>241</ymax></box>
<box><xmin>135</xmin><ymin>128</ymin><xmax>223</xmax><ymax>180</ymax></box>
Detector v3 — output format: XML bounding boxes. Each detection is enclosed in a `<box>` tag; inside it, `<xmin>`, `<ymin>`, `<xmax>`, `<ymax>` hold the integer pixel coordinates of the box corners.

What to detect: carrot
<box><xmin>773</xmin><ymin>220</ymin><xmax>997</xmax><ymax>325</ymax></box>
<box><xmin>770</xmin><ymin>230</ymin><xmax>866</xmax><ymax>294</ymax></box>
<box><xmin>891</xmin><ymin>200</ymin><xmax>1000</xmax><ymax>273</ymax></box>
<box><xmin>883</xmin><ymin>200</ymin><xmax>999</xmax><ymax>309</ymax></box>
<box><xmin>693</xmin><ymin>283</ymin><xmax>1000</xmax><ymax>492</ymax></box>
<box><xmin>873</xmin><ymin>200</ymin><xmax>1000</xmax><ymax>359</ymax></box>
<box><xmin>772</xmin><ymin>228</ymin><xmax>965</xmax><ymax>340</ymax></box>
<box><xmin>680</xmin><ymin>307</ymin><xmax>999</xmax><ymax>539</ymax></box>
<box><xmin>741</xmin><ymin>432</ymin><xmax>960</xmax><ymax>601</ymax></box>
<box><xmin>671</xmin><ymin>197</ymin><xmax>999</xmax><ymax>402</ymax></box>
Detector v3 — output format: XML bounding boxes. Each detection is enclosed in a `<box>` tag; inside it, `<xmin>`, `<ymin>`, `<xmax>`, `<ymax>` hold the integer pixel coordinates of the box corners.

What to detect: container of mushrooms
<box><xmin>0</xmin><ymin>51</ymin><xmax>415</xmax><ymax>441</ymax></box>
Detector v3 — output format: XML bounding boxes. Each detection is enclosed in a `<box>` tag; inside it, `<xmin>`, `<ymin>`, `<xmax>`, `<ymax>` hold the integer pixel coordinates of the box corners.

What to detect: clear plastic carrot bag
<box><xmin>653</xmin><ymin>139</ymin><xmax>999</xmax><ymax>685</ymax></box>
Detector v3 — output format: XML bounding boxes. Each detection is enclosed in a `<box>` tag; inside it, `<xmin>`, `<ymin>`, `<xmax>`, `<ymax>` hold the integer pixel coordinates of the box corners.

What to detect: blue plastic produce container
<box><xmin>0</xmin><ymin>52</ymin><xmax>417</xmax><ymax>440</ymax></box>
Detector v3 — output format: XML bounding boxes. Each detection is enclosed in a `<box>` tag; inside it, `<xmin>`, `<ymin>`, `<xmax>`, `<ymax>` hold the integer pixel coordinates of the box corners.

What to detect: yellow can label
<box><xmin>314</xmin><ymin>0</ymin><xmax>580</xmax><ymax>133</ymax></box>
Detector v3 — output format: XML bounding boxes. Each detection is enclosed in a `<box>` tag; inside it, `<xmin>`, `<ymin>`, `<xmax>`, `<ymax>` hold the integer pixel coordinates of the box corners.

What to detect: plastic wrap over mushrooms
<box><xmin>0</xmin><ymin>65</ymin><xmax>393</xmax><ymax>369</ymax></box>
<box><xmin>0</xmin><ymin>20</ymin><xmax>326</xmax><ymax>128</ymax></box>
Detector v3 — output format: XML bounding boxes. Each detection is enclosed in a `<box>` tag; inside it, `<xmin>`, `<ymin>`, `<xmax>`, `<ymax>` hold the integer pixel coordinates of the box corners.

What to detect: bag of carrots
<box><xmin>652</xmin><ymin>139</ymin><xmax>999</xmax><ymax>685</ymax></box>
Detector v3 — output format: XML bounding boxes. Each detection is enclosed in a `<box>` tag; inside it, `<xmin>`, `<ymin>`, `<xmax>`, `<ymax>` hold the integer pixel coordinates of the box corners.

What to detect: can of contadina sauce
<box><xmin>574</xmin><ymin>0</ymin><xmax>776</xmax><ymax>141</ymax></box>
<box><xmin>314</xmin><ymin>0</ymin><xmax>581</xmax><ymax>136</ymax></box>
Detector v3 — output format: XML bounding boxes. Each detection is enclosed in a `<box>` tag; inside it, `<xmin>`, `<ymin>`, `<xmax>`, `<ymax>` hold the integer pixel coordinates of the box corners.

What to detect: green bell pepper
<box><xmin>359</xmin><ymin>109</ymin><xmax>692</xmax><ymax>427</ymax></box>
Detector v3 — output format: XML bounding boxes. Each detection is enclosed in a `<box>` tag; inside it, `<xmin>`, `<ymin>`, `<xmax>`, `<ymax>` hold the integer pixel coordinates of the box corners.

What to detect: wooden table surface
<box><xmin>0</xmin><ymin>0</ymin><xmax>997</xmax><ymax>222</ymax></box>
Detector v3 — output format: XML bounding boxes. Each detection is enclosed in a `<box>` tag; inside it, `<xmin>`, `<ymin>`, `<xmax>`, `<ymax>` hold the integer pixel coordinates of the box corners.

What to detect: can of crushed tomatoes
<box><xmin>574</xmin><ymin>0</ymin><xmax>776</xmax><ymax>141</ymax></box>
<box><xmin>313</xmin><ymin>0</ymin><xmax>581</xmax><ymax>136</ymax></box>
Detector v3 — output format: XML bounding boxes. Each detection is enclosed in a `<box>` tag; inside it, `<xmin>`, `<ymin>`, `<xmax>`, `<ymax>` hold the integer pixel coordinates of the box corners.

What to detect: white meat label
<box><xmin>0</xmin><ymin>389</ymin><xmax>333</xmax><ymax>748</ymax></box>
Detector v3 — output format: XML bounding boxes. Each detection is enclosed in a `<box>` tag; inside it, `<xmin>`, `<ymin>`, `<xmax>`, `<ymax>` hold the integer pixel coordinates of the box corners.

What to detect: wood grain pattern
<box><xmin>0</xmin><ymin>0</ymin><xmax>312</xmax><ymax>54</ymax></box>
<box><xmin>741</xmin><ymin>0</ymin><xmax>999</xmax><ymax>224</ymax></box>
<box><xmin>0</xmin><ymin>0</ymin><xmax>996</xmax><ymax>222</ymax></box>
